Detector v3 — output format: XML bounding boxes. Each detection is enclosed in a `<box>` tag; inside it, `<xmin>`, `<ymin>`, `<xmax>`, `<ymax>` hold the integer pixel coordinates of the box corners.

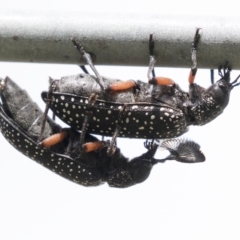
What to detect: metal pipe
<box><xmin>1</xmin><ymin>10</ymin><xmax>240</xmax><ymax>68</ymax></box>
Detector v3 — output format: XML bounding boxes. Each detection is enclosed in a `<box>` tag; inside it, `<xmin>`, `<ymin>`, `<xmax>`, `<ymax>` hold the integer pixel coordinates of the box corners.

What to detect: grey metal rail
<box><xmin>0</xmin><ymin>10</ymin><xmax>240</xmax><ymax>68</ymax></box>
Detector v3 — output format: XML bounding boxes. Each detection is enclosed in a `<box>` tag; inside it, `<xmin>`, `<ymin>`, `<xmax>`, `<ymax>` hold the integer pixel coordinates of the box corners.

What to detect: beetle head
<box><xmin>128</xmin><ymin>157</ymin><xmax>156</xmax><ymax>184</ymax></box>
<box><xmin>206</xmin><ymin>65</ymin><xmax>240</xmax><ymax>111</ymax></box>
<box><xmin>191</xmin><ymin>65</ymin><xmax>239</xmax><ymax>126</ymax></box>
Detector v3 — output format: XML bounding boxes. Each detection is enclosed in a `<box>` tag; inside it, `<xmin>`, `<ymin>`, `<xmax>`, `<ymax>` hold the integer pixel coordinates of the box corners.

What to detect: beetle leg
<box><xmin>219</xmin><ymin>62</ymin><xmax>228</xmax><ymax>75</ymax></box>
<box><xmin>218</xmin><ymin>61</ymin><xmax>231</xmax><ymax>81</ymax></box>
<box><xmin>231</xmin><ymin>75</ymin><xmax>240</xmax><ymax>88</ymax></box>
<box><xmin>79</xmin><ymin>65</ymin><xmax>89</xmax><ymax>74</ymax></box>
<box><xmin>148</xmin><ymin>34</ymin><xmax>156</xmax><ymax>80</ymax></box>
<box><xmin>38</xmin><ymin>80</ymin><xmax>57</xmax><ymax>142</ymax></box>
<box><xmin>40</xmin><ymin>123</ymin><xmax>106</xmax><ymax>153</ymax></box>
<box><xmin>72</xmin><ymin>38</ymin><xmax>105</xmax><ymax>91</ymax></box>
<box><xmin>107</xmin><ymin>105</ymin><xmax>127</xmax><ymax>156</ymax></box>
<box><xmin>144</xmin><ymin>139</ymin><xmax>157</xmax><ymax>150</ymax></box>
<box><xmin>147</xmin><ymin>56</ymin><xmax>156</xmax><ymax>81</ymax></box>
<box><xmin>188</xmin><ymin>28</ymin><xmax>202</xmax><ymax>84</ymax></box>
<box><xmin>39</xmin><ymin>130</ymin><xmax>68</xmax><ymax>147</ymax></box>
<box><xmin>147</xmin><ymin>34</ymin><xmax>175</xmax><ymax>86</ymax></box>
<box><xmin>210</xmin><ymin>69</ymin><xmax>214</xmax><ymax>84</ymax></box>
<box><xmin>79</xmin><ymin>93</ymin><xmax>98</xmax><ymax>152</ymax></box>
<box><xmin>82</xmin><ymin>141</ymin><xmax>106</xmax><ymax>152</ymax></box>
<box><xmin>149</xmin><ymin>77</ymin><xmax>174</xmax><ymax>85</ymax></box>
<box><xmin>106</xmin><ymin>80</ymin><xmax>137</xmax><ymax>92</ymax></box>
<box><xmin>149</xmin><ymin>33</ymin><xmax>154</xmax><ymax>57</ymax></box>
<box><xmin>38</xmin><ymin>98</ymin><xmax>51</xmax><ymax>142</ymax></box>
<box><xmin>107</xmin><ymin>125</ymin><xmax>120</xmax><ymax>156</ymax></box>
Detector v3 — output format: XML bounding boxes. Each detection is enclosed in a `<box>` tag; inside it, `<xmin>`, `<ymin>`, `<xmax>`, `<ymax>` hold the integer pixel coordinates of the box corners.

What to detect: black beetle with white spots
<box><xmin>41</xmin><ymin>30</ymin><xmax>240</xmax><ymax>146</ymax></box>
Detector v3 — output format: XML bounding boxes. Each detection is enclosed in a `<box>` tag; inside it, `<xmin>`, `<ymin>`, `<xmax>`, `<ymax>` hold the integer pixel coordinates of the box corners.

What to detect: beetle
<box><xmin>0</xmin><ymin>76</ymin><xmax>205</xmax><ymax>188</ymax></box>
<box><xmin>41</xmin><ymin>29</ymin><xmax>240</xmax><ymax>154</ymax></box>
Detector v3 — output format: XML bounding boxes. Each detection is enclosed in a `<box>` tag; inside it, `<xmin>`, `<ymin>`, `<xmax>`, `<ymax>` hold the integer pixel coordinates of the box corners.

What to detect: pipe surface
<box><xmin>0</xmin><ymin>10</ymin><xmax>240</xmax><ymax>68</ymax></box>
